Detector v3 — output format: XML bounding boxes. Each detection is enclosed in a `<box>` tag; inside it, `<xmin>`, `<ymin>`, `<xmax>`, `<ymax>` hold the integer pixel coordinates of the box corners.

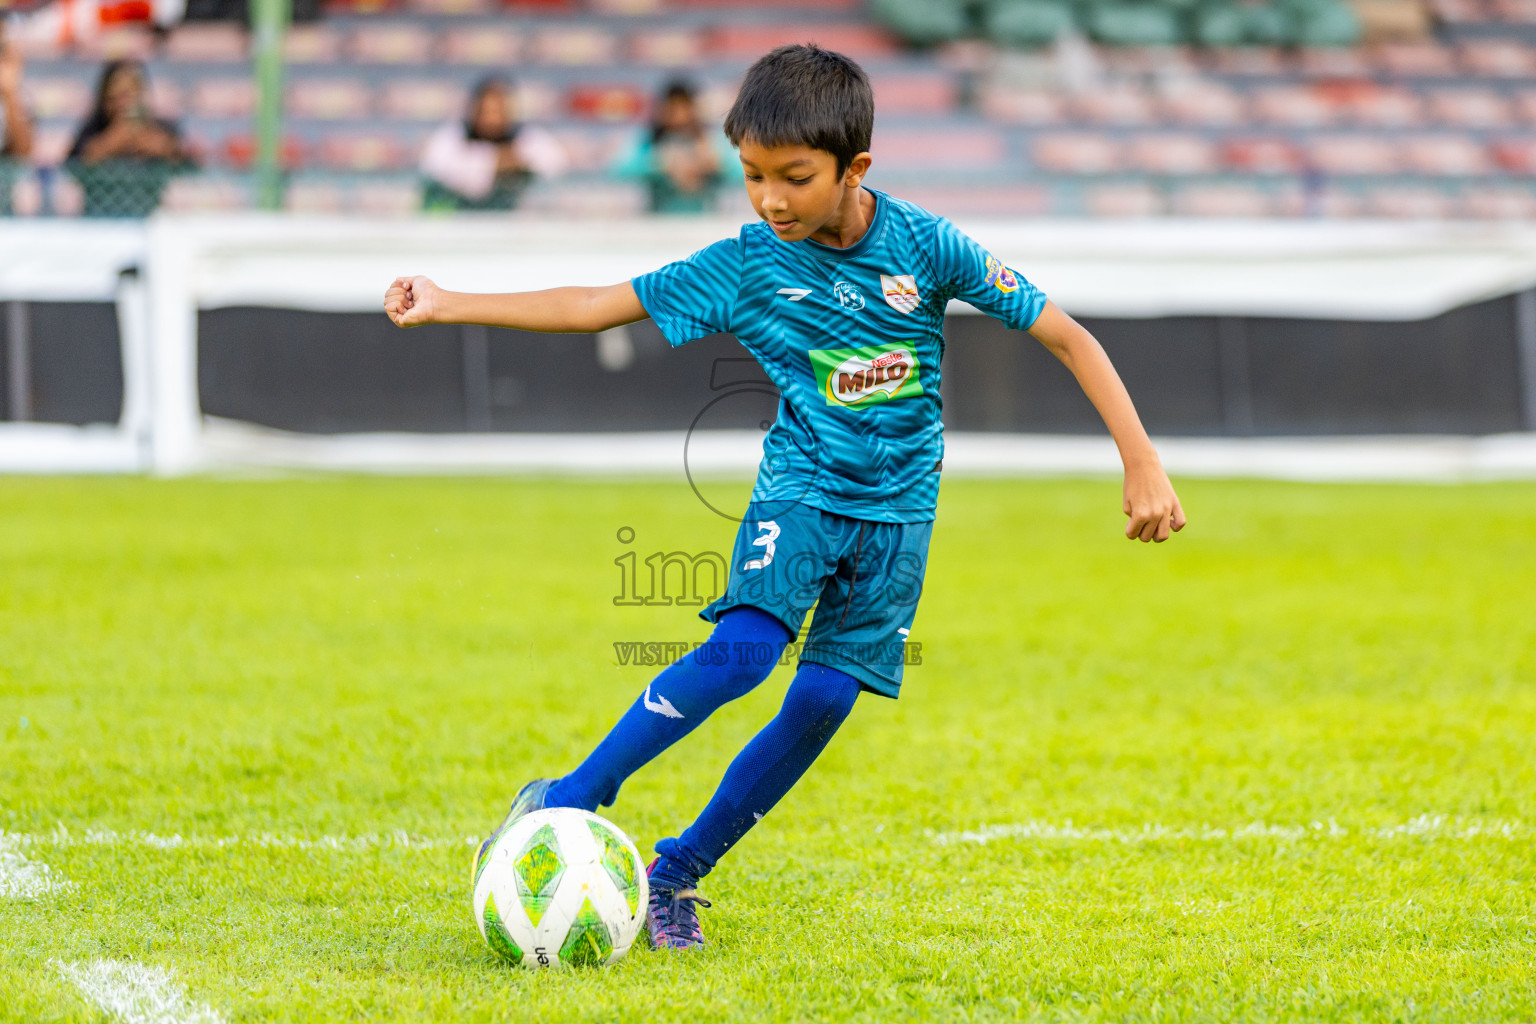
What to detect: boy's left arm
<box><xmin>1027</xmin><ymin>301</ymin><xmax>1186</xmax><ymax>543</ymax></box>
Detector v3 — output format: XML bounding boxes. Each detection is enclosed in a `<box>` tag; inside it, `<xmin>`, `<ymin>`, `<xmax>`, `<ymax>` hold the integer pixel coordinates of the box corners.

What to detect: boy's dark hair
<box><xmin>724</xmin><ymin>44</ymin><xmax>873</xmax><ymax>176</ymax></box>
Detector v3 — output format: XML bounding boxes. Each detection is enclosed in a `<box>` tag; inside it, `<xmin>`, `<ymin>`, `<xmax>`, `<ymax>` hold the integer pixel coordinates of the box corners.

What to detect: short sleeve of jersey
<box><xmin>932</xmin><ymin>219</ymin><xmax>1047</xmax><ymax>332</ymax></box>
<box><xmin>631</xmin><ymin>237</ymin><xmax>743</xmax><ymax>347</ymax></box>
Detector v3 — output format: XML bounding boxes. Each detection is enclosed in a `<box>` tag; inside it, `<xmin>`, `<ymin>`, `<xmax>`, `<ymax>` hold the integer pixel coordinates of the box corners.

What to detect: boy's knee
<box><xmin>785</xmin><ymin>663</ymin><xmax>861</xmax><ymax>723</ymax></box>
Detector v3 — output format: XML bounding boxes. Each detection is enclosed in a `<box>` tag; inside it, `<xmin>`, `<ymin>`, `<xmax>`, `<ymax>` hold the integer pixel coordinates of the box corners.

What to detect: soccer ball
<box><xmin>473</xmin><ymin>807</ymin><xmax>648</xmax><ymax>968</ymax></box>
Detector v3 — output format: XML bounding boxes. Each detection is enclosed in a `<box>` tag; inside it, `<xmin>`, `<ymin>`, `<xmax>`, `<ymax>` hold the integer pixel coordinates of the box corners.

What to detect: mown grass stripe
<box><xmin>54</xmin><ymin>958</ymin><xmax>226</xmax><ymax>1024</ymax></box>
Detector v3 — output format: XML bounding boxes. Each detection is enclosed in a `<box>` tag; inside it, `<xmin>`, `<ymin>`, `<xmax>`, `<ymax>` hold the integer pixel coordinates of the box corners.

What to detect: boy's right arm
<box><xmin>384</xmin><ymin>276</ymin><xmax>648</xmax><ymax>334</ymax></box>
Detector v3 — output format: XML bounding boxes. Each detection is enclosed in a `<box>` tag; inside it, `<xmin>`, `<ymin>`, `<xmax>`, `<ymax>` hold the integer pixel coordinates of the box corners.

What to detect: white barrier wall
<box><xmin>3</xmin><ymin>215</ymin><xmax>1536</xmax><ymax>478</ymax></box>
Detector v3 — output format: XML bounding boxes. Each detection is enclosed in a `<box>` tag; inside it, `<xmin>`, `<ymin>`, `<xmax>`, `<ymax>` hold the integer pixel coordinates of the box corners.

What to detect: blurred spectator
<box><xmin>1</xmin><ymin>29</ymin><xmax>33</xmax><ymax>217</ymax></box>
<box><xmin>615</xmin><ymin>80</ymin><xmax>733</xmax><ymax>214</ymax></box>
<box><xmin>67</xmin><ymin>59</ymin><xmax>195</xmax><ymax>218</ymax></box>
<box><xmin>420</xmin><ymin>77</ymin><xmax>567</xmax><ymax>212</ymax></box>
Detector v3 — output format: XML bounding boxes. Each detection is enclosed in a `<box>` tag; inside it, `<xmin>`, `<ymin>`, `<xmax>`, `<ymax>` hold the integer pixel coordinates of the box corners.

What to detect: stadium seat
<box><xmin>221</xmin><ymin>133</ymin><xmax>305</xmax><ymax>170</ymax></box>
<box><xmin>1084</xmin><ymin>4</ymin><xmax>1183</xmax><ymax>45</ymax></box>
<box><xmin>1253</xmin><ymin>85</ymin><xmax>1336</xmax><ymax>126</ymax></box>
<box><xmin>627</xmin><ymin>29</ymin><xmax>705</xmax><ymax>66</ymax></box>
<box><xmin>1371</xmin><ymin>41</ymin><xmax>1458</xmax><ymax>75</ymax></box>
<box><xmin>1127</xmin><ymin>133</ymin><xmax>1221</xmax><ymax>174</ymax></box>
<box><xmin>1158</xmin><ymin>83</ymin><xmax>1248</xmax><ymax>125</ymax></box>
<box><xmin>984</xmin><ymin>0</ymin><xmax>1076</xmax><ymax>47</ymax></box>
<box><xmin>406</xmin><ymin>0</ymin><xmax>493</xmax><ymax>13</ymax></box>
<box><xmin>891</xmin><ymin>183</ymin><xmax>1051</xmax><ymax>216</ymax></box>
<box><xmin>1032</xmin><ymin>132</ymin><xmax>1122</xmax><ymax>172</ymax></box>
<box><xmin>567</xmin><ymin>84</ymin><xmax>647</xmax><ymax>121</ymax></box>
<box><xmin>869</xmin><ymin>0</ymin><xmax>970</xmax><ymax>46</ymax></box>
<box><xmin>1365</xmin><ymin>185</ymin><xmax>1453</xmax><ymax>217</ymax></box>
<box><xmin>148</xmin><ymin>78</ymin><xmax>182</xmax><ymax>118</ymax></box>
<box><xmin>438</xmin><ymin>26</ymin><xmax>521</xmax><ymax>64</ymax></box>
<box><xmin>1516</xmin><ymin>89</ymin><xmax>1536</xmax><ymax>125</ymax></box>
<box><xmin>705</xmin><ymin>24</ymin><xmax>899</xmax><ymax>61</ymax></box>
<box><xmin>162</xmin><ymin>23</ymin><xmax>248</xmax><ymax>62</ymax></box>
<box><xmin>870</xmin><ymin>72</ymin><xmax>961</xmax><ymax>115</ymax></box>
<box><xmin>1457</xmin><ymin>40</ymin><xmax>1536</xmax><ymax>77</ymax></box>
<box><xmin>162</xmin><ymin>175</ymin><xmax>249</xmax><ymax>212</ymax></box>
<box><xmin>77</xmin><ymin>25</ymin><xmax>154</xmax><ymax>60</ymax></box>
<box><xmin>978</xmin><ymin>87</ymin><xmax>1066</xmax><ymax>124</ymax></box>
<box><xmin>317</xmin><ymin>133</ymin><xmax>407</xmax><ymax>172</ymax></box>
<box><xmin>288</xmin><ymin>79</ymin><xmax>373</xmax><ymax>120</ymax></box>
<box><xmin>546</xmin><ymin>126</ymin><xmax>632</xmax><ymax>173</ymax></box>
<box><xmin>1401</xmin><ymin>134</ymin><xmax>1490</xmax><ymax>174</ymax></box>
<box><xmin>1221</xmin><ymin>136</ymin><xmax>1305</xmax><ymax>172</ymax></box>
<box><xmin>1192</xmin><ymin>5</ymin><xmax>1249</xmax><ymax>46</ymax></box>
<box><xmin>1308</xmin><ymin>134</ymin><xmax>1400</xmax><ymax>173</ymax></box>
<box><xmin>1292</xmin><ymin>0</ymin><xmax>1362</xmax><ymax>44</ymax></box>
<box><xmin>1207</xmin><ymin>47</ymin><xmax>1288</xmax><ymax>74</ymax></box>
<box><xmin>284</xmin><ymin>180</ymin><xmax>344</xmax><ymax>214</ymax></box>
<box><xmin>1243</xmin><ymin>3</ymin><xmax>1296</xmax><ymax>45</ymax></box>
<box><xmin>1084</xmin><ymin>182</ymin><xmax>1162</xmax><ymax>215</ymax></box>
<box><xmin>1100</xmin><ymin>46</ymin><xmax>1199</xmax><ymax>76</ymax></box>
<box><xmin>870</xmin><ymin>128</ymin><xmax>1006</xmax><ymax>170</ymax></box>
<box><xmin>1461</xmin><ymin>185</ymin><xmax>1536</xmax><ymax>219</ymax></box>
<box><xmin>1425</xmin><ymin>0</ymin><xmax>1491</xmax><ymax>22</ymax></box>
<box><xmin>350</xmin><ymin>23</ymin><xmax>432</xmax><ymax>63</ymax></box>
<box><xmin>1296</xmin><ymin>46</ymin><xmax>1372</xmax><ymax>75</ymax></box>
<box><xmin>25</xmin><ymin>76</ymin><xmax>92</xmax><ymax>119</ymax></box>
<box><xmin>378</xmin><ymin>78</ymin><xmax>464</xmax><ymax>121</ymax></box>
<box><xmin>192</xmin><ymin>77</ymin><xmax>258</xmax><ymax>118</ymax></box>
<box><xmin>1489</xmin><ymin>138</ymin><xmax>1536</xmax><ymax>173</ymax></box>
<box><xmin>1172</xmin><ymin>183</ymin><xmax>1274</xmax><ymax>216</ymax></box>
<box><xmin>531</xmin><ymin>26</ymin><xmax>620</xmax><ymax>65</ymax></box>
<box><xmin>1425</xmin><ymin>88</ymin><xmax>1513</xmax><ymax>127</ymax></box>
<box><xmin>284</xmin><ymin>25</ymin><xmax>344</xmax><ymax>63</ymax></box>
<box><xmin>354</xmin><ymin>179</ymin><xmax>422</xmax><ymax>215</ymax></box>
<box><xmin>1490</xmin><ymin>0</ymin><xmax>1536</xmax><ymax>19</ymax></box>
<box><xmin>1074</xmin><ymin>86</ymin><xmax>1157</xmax><ymax>124</ymax></box>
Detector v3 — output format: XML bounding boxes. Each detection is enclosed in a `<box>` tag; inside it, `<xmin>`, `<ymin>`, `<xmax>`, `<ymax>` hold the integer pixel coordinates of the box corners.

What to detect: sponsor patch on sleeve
<box><xmin>983</xmin><ymin>254</ymin><xmax>1019</xmax><ymax>294</ymax></box>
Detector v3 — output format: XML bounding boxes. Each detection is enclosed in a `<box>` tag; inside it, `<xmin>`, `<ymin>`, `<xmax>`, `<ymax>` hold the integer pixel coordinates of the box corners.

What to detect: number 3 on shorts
<box><xmin>742</xmin><ymin>520</ymin><xmax>780</xmax><ymax>571</ymax></box>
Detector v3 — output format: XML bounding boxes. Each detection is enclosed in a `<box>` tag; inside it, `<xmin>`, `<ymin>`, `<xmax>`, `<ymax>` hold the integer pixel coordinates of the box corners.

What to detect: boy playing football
<box><xmin>385</xmin><ymin>44</ymin><xmax>1185</xmax><ymax>952</ymax></box>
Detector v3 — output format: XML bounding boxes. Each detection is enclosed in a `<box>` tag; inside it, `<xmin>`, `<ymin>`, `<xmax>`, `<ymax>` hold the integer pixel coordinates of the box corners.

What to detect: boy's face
<box><xmin>737</xmin><ymin>139</ymin><xmax>871</xmax><ymax>243</ymax></box>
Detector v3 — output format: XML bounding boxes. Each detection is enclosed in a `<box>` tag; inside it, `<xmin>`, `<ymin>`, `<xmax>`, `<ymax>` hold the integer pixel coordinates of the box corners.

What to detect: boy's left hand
<box><xmin>1123</xmin><ymin>459</ymin><xmax>1186</xmax><ymax>543</ymax></box>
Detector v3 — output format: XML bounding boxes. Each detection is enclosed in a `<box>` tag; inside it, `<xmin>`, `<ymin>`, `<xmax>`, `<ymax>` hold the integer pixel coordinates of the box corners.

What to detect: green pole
<box><xmin>252</xmin><ymin>0</ymin><xmax>290</xmax><ymax>211</ymax></box>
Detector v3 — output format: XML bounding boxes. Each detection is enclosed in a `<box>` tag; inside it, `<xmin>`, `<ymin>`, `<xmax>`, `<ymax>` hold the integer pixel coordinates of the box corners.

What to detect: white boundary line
<box><xmin>929</xmin><ymin>814</ymin><xmax>1527</xmax><ymax>846</ymax></box>
<box><xmin>54</xmin><ymin>959</ymin><xmax>226</xmax><ymax>1024</ymax></box>
<box><xmin>0</xmin><ymin>833</ymin><xmax>72</xmax><ymax>899</ymax></box>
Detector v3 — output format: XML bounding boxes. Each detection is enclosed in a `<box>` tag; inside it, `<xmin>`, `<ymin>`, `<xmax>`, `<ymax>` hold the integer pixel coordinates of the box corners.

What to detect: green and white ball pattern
<box><xmin>473</xmin><ymin>807</ymin><xmax>648</xmax><ymax>968</ymax></box>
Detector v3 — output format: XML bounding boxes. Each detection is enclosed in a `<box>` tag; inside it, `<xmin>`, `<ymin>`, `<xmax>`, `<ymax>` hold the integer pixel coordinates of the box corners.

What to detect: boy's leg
<box><xmin>648</xmin><ymin>661</ymin><xmax>861</xmax><ymax>895</ymax></box>
<box><xmin>544</xmin><ymin>605</ymin><xmax>793</xmax><ymax>812</ymax></box>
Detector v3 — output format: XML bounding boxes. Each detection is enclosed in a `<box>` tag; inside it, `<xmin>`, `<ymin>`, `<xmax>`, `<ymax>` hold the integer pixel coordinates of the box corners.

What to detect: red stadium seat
<box><xmin>1253</xmin><ymin>85</ymin><xmax>1335</xmax><ymax>127</ymax></box>
<box><xmin>438</xmin><ymin>26</ymin><xmax>522</xmax><ymax>64</ymax></box>
<box><xmin>978</xmin><ymin>87</ymin><xmax>1066</xmax><ymax>125</ymax></box>
<box><xmin>162</xmin><ymin>23</ymin><xmax>247</xmax><ymax>62</ymax></box>
<box><xmin>889</xmin><ymin>184</ymin><xmax>1051</xmax><ymax>217</ymax></box>
<box><xmin>350</xmin><ymin>23</ymin><xmax>432</xmax><ymax>64</ymax></box>
<box><xmin>531</xmin><ymin>26</ymin><xmax>620</xmax><ymax>65</ymax></box>
<box><xmin>192</xmin><ymin>77</ymin><xmax>257</xmax><ymax>118</ymax></box>
<box><xmin>567</xmin><ymin>84</ymin><xmax>647</xmax><ymax>121</ymax></box>
<box><xmin>1457</xmin><ymin>40</ymin><xmax>1536</xmax><ymax>76</ymax></box>
<box><xmin>1400</xmin><ymin>134</ymin><xmax>1491</xmax><ymax>174</ymax></box>
<box><xmin>1221</xmin><ymin>137</ymin><xmax>1305</xmax><ymax>173</ymax></box>
<box><xmin>406</xmin><ymin>0</ymin><xmax>494</xmax><ymax>12</ymax></box>
<box><xmin>670</xmin><ymin>0</ymin><xmax>860</xmax><ymax>7</ymax></box>
<box><xmin>1425</xmin><ymin>88</ymin><xmax>1513</xmax><ymax>127</ymax></box>
<box><xmin>1296</xmin><ymin>47</ymin><xmax>1372</xmax><ymax>77</ymax></box>
<box><xmin>378</xmin><ymin>78</ymin><xmax>465</xmax><ymax>121</ymax></box>
<box><xmin>288</xmin><ymin>79</ymin><xmax>373</xmax><ymax>120</ymax></box>
<box><xmin>1308</xmin><ymin>135</ymin><xmax>1400</xmax><ymax>174</ymax></box>
<box><xmin>704</xmin><ymin>23</ymin><xmax>899</xmax><ymax>61</ymax></box>
<box><xmin>1073</xmin><ymin>86</ymin><xmax>1156</xmax><ymax>125</ymax></box>
<box><xmin>1158</xmin><ymin>83</ymin><xmax>1247</xmax><ymax>125</ymax></box>
<box><xmin>1033</xmin><ymin>133</ymin><xmax>1122</xmax><ymax>173</ymax></box>
<box><xmin>221</xmin><ymin>134</ymin><xmax>305</xmax><ymax>170</ymax></box>
<box><xmin>1126</xmin><ymin>133</ymin><xmax>1220</xmax><ymax>174</ymax></box>
<box><xmin>1490</xmin><ymin>138</ymin><xmax>1536</xmax><ymax>173</ymax></box>
<box><xmin>870</xmin><ymin>73</ymin><xmax>960</xmax><ymax>115</ymax></box>
<box><xmin>626</xmin><ymin>29</ymin><xmax>705</xmax><ymax>67</ymax></box>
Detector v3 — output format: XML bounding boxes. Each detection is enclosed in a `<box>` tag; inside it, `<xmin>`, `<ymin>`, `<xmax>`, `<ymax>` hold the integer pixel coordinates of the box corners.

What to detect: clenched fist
<box><xmin>384</xmin><ymin>276</ymin><xmax>442</xmax><ymax>328</ymax></box>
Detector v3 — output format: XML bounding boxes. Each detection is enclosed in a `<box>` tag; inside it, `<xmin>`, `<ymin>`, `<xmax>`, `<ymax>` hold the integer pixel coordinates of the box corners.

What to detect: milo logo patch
<box><xmin>808</xmin><ymin>342</ymin><xmax>923</xmax><ymax>408</ymax></box>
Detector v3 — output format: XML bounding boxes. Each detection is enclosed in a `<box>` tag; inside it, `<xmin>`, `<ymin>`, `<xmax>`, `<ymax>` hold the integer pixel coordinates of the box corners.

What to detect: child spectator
<box><xmin>420</xmin><ymin>77</ymin><xmax>567</xmax><ymax>212</ymax></box>
<box><xmin>615</xmin><ymin>80</ymin><xmax>731</xmax><ymax>214</ymax></box>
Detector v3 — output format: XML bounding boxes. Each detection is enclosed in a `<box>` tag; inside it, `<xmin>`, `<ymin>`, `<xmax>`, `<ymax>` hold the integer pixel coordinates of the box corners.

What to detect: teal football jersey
<box><xmin>632</xmin><ymin>188</ymin><xmax>1047</xmax><ymax>524</ymax></box>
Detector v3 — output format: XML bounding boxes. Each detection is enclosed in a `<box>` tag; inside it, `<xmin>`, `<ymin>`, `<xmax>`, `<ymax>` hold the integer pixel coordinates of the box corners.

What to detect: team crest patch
<box><xmin>880</xmin><ymin>274</ymin><xmax>921</xmax><ymax>314</ymax></box>
<box><xmin>984</xmin><ymin>255</ymin><xmax>1019</xmax><ymax>294</ymax></box>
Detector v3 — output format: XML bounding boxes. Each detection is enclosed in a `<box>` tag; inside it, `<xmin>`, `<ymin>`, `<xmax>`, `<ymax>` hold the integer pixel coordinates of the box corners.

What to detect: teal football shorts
<box><xmin>700</xmin><ymin>501</ymin><xmax>932</xmax><ymax>698</ymax></box>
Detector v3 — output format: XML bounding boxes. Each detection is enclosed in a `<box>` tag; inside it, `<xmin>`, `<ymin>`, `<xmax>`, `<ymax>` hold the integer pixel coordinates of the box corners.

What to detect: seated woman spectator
<box><xmin>67</xmin><ymin>59</ymin><xmax>195</xmax><ymax>218</ymax></box>
<box><xmin>1</xmin><ymin>30</ymin><xmax>36</xmax><ymax>216</ymax></box>
<box><xmin>420</xmin><ymin>78</ymin><xmax>567</xmax><ymax>212</ymax></box>
<box><xmin>615</xmin><ymin>80</ymin><xmax>733</xmax><ymax>214</ymax></box>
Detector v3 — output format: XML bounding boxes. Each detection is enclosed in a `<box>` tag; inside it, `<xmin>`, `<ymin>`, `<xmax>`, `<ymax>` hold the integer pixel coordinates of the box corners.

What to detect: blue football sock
<box><xmin>649</xmin><ymin>662</ymin><xmax>861</xmax><ymax>892</ymax></box>
<box><xmin>545</xmin><ymin>606</ymin><xmax>793</xmax><ymax>812</ymax></box>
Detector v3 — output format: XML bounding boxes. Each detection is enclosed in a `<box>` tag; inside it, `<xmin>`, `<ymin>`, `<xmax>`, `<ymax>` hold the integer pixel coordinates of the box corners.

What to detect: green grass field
<box><xmin>2</xmin><ymin>475</ymin><xmax>1534</xmax><ymax>1023</ymax></box>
